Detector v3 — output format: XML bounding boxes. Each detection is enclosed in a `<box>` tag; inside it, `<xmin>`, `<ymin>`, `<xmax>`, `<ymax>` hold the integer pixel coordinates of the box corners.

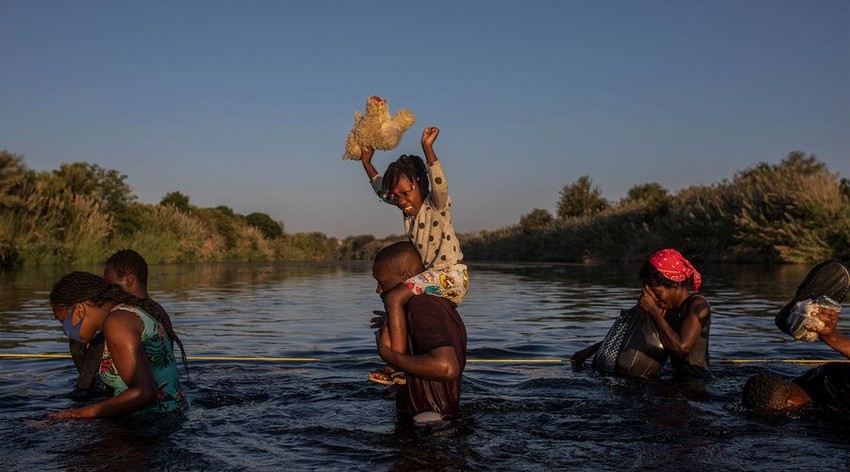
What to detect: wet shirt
<box><xmin>396</xmin><ymin>295</ymin><xmax>467</xmax><ymax>419</ymax></box>
<box><xmin>100</xmin><ymin>304</ymin><xmax>188</xmax><ymax>415</ymax></box>
<box><xmin>371</xmin><ymin>160</ymin><xmax>463</xmax><ymax>270</ymax></box>
<box><xmin>795</xmin><ymin>362</ymin><xmax>850</xmax><ymax>412</ymax></box>
<box><xmin>664</xmin><ymin>294</ymin><xmax>711</xmax><ymax>378</ymax></box>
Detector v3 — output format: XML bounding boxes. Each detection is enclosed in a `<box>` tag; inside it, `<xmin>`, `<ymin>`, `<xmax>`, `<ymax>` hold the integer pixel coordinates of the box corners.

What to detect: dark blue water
<box><xmin>1</xmin><ymin>261</ymin><xmax>849</xmax><ymax>471</ymax></box>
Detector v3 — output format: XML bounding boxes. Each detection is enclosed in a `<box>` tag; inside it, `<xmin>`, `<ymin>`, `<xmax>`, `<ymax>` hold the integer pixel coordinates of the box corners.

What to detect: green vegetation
<box><xmin>0</xmin><ymin>151</ymin><xmax>355</xmax><ymax>267</ymax></box>
<box><xmin>462</xmin><ymin>152</ymin><xmax>850</xmax><ymax>264</ymax></box>
<box><xmin>3</xmin><ymin>150</ymin><xmax>846</xmax><ymax>267</ymax></box>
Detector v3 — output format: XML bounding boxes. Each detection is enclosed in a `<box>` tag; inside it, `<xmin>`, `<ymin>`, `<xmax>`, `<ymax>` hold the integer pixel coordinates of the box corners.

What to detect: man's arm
<box><xmin>383</xmin><ymin>345</ymin><xmax>459</xmax><ymax>381</ymax></box>
<box><xmin>814</xmin><ymin>307</ymin><xmax>850</xmax><ymax>359</ymax></box>
<box><xmin>571</xmin><ymin>341</ymin><xmax>602</xmax><ymax>365</ymax></box>
<box><xmin>375</xmin><ymin>327</ymin><xmax>459</xmax><ymax>381</ymax></box>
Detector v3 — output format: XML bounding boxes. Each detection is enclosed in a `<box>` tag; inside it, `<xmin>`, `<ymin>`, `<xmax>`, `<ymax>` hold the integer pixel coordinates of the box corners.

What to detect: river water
<box><xmin>1</xmin><ymin>261</ymin><xmax>848</xmax><ymax>471</ymax></box>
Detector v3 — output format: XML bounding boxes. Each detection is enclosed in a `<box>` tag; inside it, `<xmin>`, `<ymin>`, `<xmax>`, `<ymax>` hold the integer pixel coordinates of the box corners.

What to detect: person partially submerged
<box><xmin>69</xmin><ymin>249</ymin><xmax>184</xmax><ymax>399</ymax></box>
<box><xmin>48</xmin><ymin>271</ymin><xmax>188</xmax><ymax>419</ymax></box>
<box><xmin>572</xmin><ymin>248</ymin><xmax>711</xmax><ymax>379</ymax></box>
<box><xmin>370</xmin><ymin>241</ymin><xmax>467</xmax><ymax>426</ymax></box>
<box><xmin>743</xmin><ymin>261</ymin><xmax>850</xmax><ymax>413</ymax></box>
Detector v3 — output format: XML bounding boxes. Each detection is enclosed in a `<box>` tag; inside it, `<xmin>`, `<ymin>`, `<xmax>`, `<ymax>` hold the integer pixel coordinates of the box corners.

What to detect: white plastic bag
<box><xmin>788</xmin><ymin>295</ymin><xmax>842</xmax><ymax>342</ymax></box>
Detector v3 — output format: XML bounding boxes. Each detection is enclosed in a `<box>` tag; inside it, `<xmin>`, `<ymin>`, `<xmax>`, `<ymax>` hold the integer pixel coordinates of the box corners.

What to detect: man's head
<box><xmin>742</xmin><ymin>373</ymin><xmax>812</xmax><ymax>411</ymax></box>
<box><xmin>104</xmin><ymin>249</ymin><xmax>149</xmax><ymax>299</ymax></box>
<box><xmin>372</xmin><ymin>242</ymin><xmax>424</xmax><ymax>298</ymax></box>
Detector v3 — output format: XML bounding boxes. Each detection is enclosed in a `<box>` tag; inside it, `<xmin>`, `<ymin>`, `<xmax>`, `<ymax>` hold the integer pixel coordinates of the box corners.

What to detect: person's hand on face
<box><xmin>639</xmin><ymin>285</ymin><xmax>663</xmax><ymax>316</ymax></box>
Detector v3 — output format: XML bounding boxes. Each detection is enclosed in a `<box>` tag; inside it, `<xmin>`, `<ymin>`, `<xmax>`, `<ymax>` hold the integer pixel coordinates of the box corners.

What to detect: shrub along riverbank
<box><xmin>2</xmin><ymin>150</ymin><xmax>846</xmax><ymax>267</ymax></box>
<box><xmin>461</xmin><ymin>152</ymin><xmax>850</xmax><ymax>264</ymax></box>
<box><xmin>0</xmin><ymin>151</ymin><xmax>350</xmax><ymax>267</ymax></box>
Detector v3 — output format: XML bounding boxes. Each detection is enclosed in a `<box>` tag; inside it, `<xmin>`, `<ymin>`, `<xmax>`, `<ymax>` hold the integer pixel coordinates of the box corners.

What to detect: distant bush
<box><xmin>464</xmin><ymin>151</ymin><xmax>849</xmax><ymax>264</ymax></box>
<box><xmin>246</xmin><ymin>212</ymin><xmax>283</xmax><ymax>239</ymax></box>
<box><xmin>0</xmin><ymin>151</ymin><xmax>342</xmax><ymax>266</ymax></box>
<box><xmin>3</xmin><ymin>149</ymin><xmax>844</xmax><ymax>267</ymax></box>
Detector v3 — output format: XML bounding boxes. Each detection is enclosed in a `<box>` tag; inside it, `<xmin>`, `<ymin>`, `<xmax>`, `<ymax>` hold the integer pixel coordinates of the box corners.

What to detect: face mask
<box><xmin>62</xmin><ymin>305</ymin><xmax>85</xmax><ymax>343</ymax></box>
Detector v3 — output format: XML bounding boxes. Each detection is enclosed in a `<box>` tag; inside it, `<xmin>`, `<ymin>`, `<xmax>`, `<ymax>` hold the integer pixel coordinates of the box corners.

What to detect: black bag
<box><xmin>592</xmin><ymin>305</ymin><xmax>668</xmax><ymax>379</ymax></box>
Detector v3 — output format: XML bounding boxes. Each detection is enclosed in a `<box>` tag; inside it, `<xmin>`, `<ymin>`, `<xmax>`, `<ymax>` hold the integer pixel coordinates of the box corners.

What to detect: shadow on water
<box><xmin>2</xmin><ymin>261</ymin><xmax>850</xmax><ymax>470</ymax></box>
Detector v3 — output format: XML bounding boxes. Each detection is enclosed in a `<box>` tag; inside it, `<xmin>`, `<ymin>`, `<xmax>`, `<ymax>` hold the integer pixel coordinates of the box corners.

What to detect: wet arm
<box><xmin>49</xmin><ymin>311</ymin><xmax>156</xmax><ymax>419</ymax></box>
<box><xmin>571</xmin><ymin>342</ymin><xmax>602</xmax><ymax>365</ymax></box>
<box><xmin>815</xmin><ymin>308</ymin><xmax>850</xmax><ymax>359</ymax></box>
<box><xmin>379</xmin><ymin>344</ymin><xmax>460</xmax><ymax>382</ymax></box>
<box><xmin>822</xmin><ymin>333</ymin><xmax>850</xmax><ymax>359</ymax></box>
<box><xmin>647</xmin><ymin>296</ymin><xmax>709</xmax><ymax>357</ymax></box>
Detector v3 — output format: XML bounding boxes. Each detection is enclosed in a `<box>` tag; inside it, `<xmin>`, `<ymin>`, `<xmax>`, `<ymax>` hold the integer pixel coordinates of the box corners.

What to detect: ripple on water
<box><xmin>3</xmin><ymin>262</ymin><xmax>850</xmax><ymax>470</ymax></box>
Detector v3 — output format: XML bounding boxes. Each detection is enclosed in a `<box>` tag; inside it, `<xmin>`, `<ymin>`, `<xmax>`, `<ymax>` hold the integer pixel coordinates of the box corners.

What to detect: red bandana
<box><xmin>648</xmin><ymin>248</ymin><xmax>702</xmax><ymax>292</ymax></box>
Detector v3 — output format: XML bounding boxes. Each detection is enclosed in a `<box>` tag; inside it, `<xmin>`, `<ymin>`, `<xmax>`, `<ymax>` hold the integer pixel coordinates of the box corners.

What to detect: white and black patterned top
<box><xmin>371</xmin><ymin>160</ymin><xmax>463</xmax><ymax>270</ymax></box>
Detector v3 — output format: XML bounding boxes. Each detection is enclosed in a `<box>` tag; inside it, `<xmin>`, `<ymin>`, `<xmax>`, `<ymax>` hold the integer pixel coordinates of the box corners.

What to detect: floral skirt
<box><xmin>404</xmin><ymin>263</ymin><xmax>469</xmax><ymax>305</ymax></box>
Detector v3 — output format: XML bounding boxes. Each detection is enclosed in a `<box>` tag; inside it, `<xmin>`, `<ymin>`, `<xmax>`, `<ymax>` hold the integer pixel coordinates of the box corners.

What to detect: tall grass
<box><xmin>0</xmin><ymin>151</ymin><xmax>344</xmax><ymax>267</ymax></box>
<box><xmin>463</xmin><ymin>152</ymin><xmax>849</xmax><ymax>264</ymax></box>
<box><xmin>3</xmin><ymin>150</ymin><xmax>846</xmax><ymax>266</ymax></box>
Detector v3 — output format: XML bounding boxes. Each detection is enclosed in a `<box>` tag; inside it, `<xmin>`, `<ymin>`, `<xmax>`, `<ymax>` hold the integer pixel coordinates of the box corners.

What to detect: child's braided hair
<box><xmin>382</xmin><ymin>154</ymin><xmax>429</xmax><ymax>201</ymax></box>
<box><xmin>50</xmin><ymin>271</ymin><xmax>188</xmax><ymax>375</ymax></box>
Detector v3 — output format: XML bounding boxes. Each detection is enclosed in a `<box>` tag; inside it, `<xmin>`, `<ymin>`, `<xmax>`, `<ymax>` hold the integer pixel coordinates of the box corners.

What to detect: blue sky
<box><xmin>1</xmin><ymin>1</ymin><xmax>847</xmax><ymax>238</ymax></box>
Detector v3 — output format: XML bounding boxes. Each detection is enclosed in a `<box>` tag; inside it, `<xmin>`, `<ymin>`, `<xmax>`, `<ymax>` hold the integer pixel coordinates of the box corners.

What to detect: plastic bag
<box><xmin>787</xmin><ymin>295</ymin><xmax>842</xmax><ymax>342</ymax></box>
<box><xmin>593</xmin><ymin>305</ymin><xmax>668</xmax><ymax>378</ymax></box>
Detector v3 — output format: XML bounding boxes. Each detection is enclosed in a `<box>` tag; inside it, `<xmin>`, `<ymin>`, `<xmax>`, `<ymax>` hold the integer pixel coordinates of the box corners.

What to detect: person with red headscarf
<box><xmin>572</xmin><ymin>248</ymin><xmax>711</xmax><ymax>380</ymax></box>
<box><xmin>637</xmin><ymin>248</ymin><xmax>711</xmax><ymax>378</ymax></box>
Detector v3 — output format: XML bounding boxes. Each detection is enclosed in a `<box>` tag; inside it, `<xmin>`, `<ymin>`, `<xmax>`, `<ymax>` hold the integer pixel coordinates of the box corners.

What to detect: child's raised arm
<box><xmin>421</xmin><ymin>127</ymin><xmax>440</xmax><ymax>165</ymax></box>
<box><xmin>421</xmin><ymin>127</ymin><xmax>450</xmax><ymax>209</ymax></box>
<box><xmin>361</xmin><ymin>146</ymin><xmax>391</xmax><ymax>204</ymax></box>
<box><xmin>360</xmin><ymin>146</ymin><xmax>379</xmax><ymax>181</ymax></box>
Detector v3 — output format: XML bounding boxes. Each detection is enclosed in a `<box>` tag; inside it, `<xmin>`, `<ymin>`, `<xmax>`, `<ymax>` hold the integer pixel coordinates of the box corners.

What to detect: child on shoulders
<box><xmin>360</xmin><ymin>127</ymin><xmax>469</xmax><ymax>385</ymax></box>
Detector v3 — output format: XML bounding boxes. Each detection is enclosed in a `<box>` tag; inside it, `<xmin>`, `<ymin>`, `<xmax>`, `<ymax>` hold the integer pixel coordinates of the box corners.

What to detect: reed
<box><xmin>464</xmin><ymin>152</ymin><xmax>849</xmax><ymax>264</ymax></box>
<box><xmin>3</xmin><ymin>150</ymin><xmax>845</xmax><ymax>266</ymax></box>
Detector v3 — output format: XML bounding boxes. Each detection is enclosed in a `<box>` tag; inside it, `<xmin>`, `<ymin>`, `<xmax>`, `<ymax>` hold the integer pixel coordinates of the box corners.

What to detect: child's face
<box><xmin>389</xmin><ymin>176</ymin><xmax>423</xmax><ymax>216</ymax></box>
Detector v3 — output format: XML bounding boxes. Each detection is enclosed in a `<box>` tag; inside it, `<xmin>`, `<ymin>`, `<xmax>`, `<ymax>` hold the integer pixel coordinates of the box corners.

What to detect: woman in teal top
<box><xmin>48</xmin><ymin>271</ymin><xmax>187</xmax><ymax>418</ymax></box>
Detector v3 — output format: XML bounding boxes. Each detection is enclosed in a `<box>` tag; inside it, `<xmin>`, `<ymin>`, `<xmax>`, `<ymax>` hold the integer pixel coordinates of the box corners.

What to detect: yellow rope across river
<box><xmin>1</xmin><ymin>353</ymin><xmax>848</xmax><ymax>365</ymax></box>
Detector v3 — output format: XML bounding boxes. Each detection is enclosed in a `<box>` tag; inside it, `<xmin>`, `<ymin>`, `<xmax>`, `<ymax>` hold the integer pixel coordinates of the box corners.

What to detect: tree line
<box><xmin>2</xmin><ymin>150</ymin><xmax>847</xmax><ymax>267</ymax></box>
<box><xmin>461</xmin><ymin>151</ymin><xmax>850</xmax><ymax>264</ymax></box>
<box><xmin>0</xmin><ymin>151</ymin><xmax>358</xmax><ymax>267</ymax></box>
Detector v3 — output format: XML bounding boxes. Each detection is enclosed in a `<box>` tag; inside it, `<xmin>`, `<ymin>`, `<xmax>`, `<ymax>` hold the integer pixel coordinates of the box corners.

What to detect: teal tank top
<box><xmin>99</xmin><ymin>304</ymin><xmax>188</xmax><ymax>415</ymax></box>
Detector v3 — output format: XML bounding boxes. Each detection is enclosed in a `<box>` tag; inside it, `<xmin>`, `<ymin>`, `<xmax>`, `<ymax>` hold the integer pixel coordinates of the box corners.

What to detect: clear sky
<box><xmin>1</xmin><ymin>1</ymin><xmax>848</xmax><ymax>238</ymax></box>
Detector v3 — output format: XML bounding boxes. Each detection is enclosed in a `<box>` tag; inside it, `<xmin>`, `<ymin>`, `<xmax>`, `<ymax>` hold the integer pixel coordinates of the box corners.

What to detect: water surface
<box><xmin>1</xmin><ymin>261</ymin><xmax>848</xmax><ymax>471</ymax></box>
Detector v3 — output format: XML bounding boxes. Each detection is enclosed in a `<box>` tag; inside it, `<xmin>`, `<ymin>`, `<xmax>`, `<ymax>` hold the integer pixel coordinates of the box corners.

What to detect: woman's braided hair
<box><xmin>381</xmin><ymin>154</ymin><xmax>429</xmax><ymax>201</ymax></box>
<box><xmin>50</xmin><ymin>271</ymin><xmax>188</xmax><ymax>375</ymax></box>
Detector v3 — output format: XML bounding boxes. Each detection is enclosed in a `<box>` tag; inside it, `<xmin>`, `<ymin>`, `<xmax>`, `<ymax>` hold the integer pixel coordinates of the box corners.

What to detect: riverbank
<box><xmin>2</xmin><ymin>150</ymin><xmax>847</xmax><ymax>267</ymax></box>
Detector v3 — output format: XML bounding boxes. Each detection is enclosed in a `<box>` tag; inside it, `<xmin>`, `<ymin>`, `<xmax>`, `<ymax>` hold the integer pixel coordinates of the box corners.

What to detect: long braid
<box><xmin>101</xmin><ymin>286</ymin><xmax>191</xmax><ymax>379</ymax></box>
<box><xmin>382</xmin><ymin>154</ymin><xmax>430</xmax><ymax>200</ymax></box>
<box><xmin>50</xmin><ymin>271</ymin><xmax>190</xmax><ymax>378</ymax></box>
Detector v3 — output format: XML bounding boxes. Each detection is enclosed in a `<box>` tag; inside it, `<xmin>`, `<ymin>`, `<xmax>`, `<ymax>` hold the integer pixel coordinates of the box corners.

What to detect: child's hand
<box><xmin>369</xmin><ymin>310</ymin><xmax>386</xmax><ymax>329</ymax></box>
<box><xmin>360</xmin><ymin>146</ymin><xmax>374</xmax><ymax>163</ymax></box>
<box><xmin>421</xmin><ymin>127</ymin><xmax>440</xmax><ymax>150</ymax></box>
